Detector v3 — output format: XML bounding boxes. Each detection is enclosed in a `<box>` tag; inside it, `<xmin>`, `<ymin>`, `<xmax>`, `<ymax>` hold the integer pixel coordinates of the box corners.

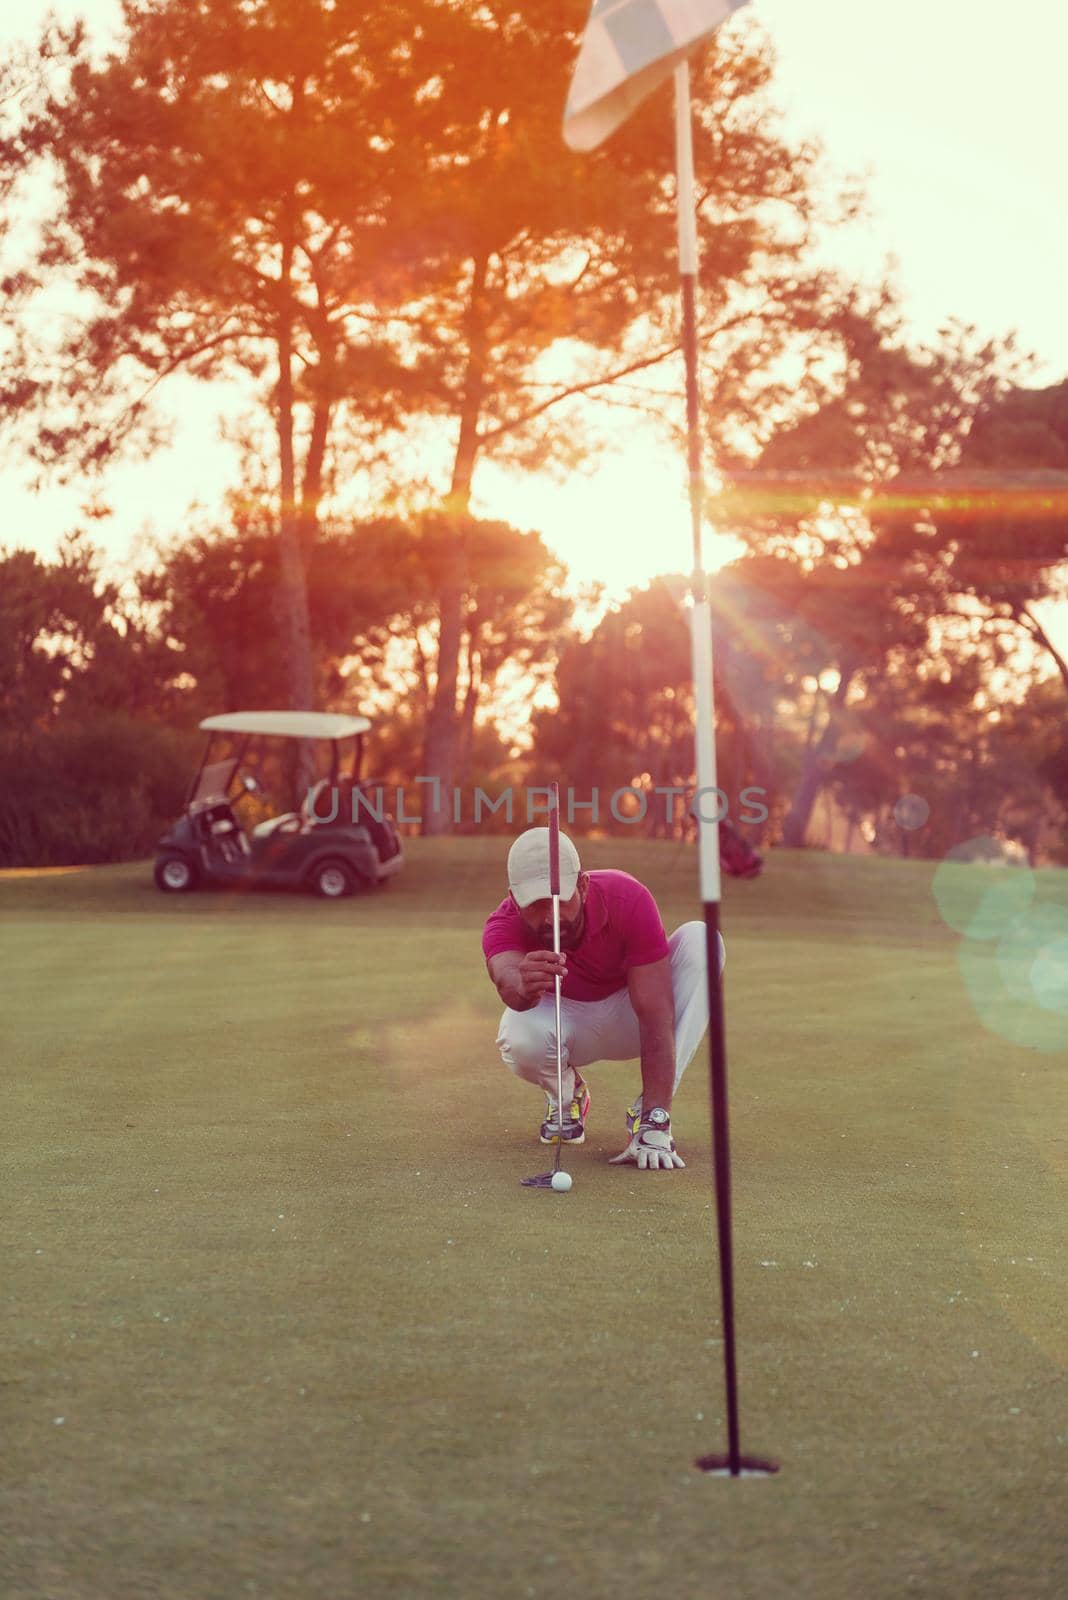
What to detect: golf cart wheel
<box><xmin>311</xmin><ymin>859</ymin><xmax>357</xmax><ymax>899</ymax></box>
<box><xmin>154</xmin><ymin>853</ymin><xmax>198</xmax><ymax>893</ymax></box>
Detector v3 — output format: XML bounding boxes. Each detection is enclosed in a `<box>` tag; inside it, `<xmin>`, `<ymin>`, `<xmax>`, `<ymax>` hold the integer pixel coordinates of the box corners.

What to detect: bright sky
<box><xmin>3</xmin><ymin>0</ymin><xmax>1067</xmax><ymax>613</ymax></box>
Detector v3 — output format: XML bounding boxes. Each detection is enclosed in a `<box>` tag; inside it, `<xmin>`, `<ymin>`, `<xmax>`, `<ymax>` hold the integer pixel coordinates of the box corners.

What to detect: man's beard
<box><xmin>536</xmin><ymin>909</ymin><xmax>585</xmax><ymax>951</ymax></box>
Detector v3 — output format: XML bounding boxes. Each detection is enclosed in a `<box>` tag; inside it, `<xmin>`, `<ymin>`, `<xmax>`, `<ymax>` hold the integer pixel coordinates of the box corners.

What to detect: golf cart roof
<box><xmin>200</xmin><ymin>711</ymin><xmax>372</xmax><ymax>740</ymax></box>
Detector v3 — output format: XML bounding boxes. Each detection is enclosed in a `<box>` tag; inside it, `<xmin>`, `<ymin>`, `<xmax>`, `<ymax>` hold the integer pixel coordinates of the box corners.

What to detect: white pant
<box><xmin>495</xmin><ymin>921</ymin><xmax>723</xmax><ymax>1102</ymax></box>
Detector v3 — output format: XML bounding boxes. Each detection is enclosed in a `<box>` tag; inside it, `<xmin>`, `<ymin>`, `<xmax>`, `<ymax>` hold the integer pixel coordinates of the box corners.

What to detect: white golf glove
<box><xmin>609</xmin><ymin>1116</ymin><xmax>686</xmax><ymax>1171</ymax></box>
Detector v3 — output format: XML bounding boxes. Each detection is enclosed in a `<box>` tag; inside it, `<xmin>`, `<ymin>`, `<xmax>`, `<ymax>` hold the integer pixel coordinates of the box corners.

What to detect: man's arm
<box><xmin>487</xmin><ymin>950</ymin><xmax>566</xmax><ymax>1012</ymax></box>
<box><xmin>627</xmin><ymin>956</ymin><xmax>676</xmax><ymax>1113</ymax></box>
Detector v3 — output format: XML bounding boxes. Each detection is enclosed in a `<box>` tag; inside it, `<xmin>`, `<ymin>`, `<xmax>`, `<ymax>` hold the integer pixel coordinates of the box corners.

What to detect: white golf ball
<box><xmin>550</xmin><ymin>1171</ymin><xmax>572</xmax><ymax>1192</ymax></box>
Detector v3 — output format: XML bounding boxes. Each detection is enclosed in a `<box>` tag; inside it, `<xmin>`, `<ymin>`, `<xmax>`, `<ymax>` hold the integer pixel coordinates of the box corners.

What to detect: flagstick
<box><xmin>674</xmin><ymin>62</ymin><xmax>778</xmax><ymax>1480</ymax></box>
<box><xmin>549</xmin><ymin>781</ymin><xmax>565</xmax><ymax>1176</ymax></box>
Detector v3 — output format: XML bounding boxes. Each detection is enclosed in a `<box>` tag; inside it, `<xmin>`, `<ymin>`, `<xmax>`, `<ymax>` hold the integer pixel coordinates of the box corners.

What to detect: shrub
<box><xmin>0</xmin><ymin>715</ymin><xmax>197</xmax><ymax>867</ymax></box>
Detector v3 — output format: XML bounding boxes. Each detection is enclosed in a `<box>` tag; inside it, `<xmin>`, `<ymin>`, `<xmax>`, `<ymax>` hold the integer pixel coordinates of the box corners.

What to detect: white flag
<box><xmin>564</xmin><ymin>0</ymin><xmax>750</xmax><ymax>152</ymax></box>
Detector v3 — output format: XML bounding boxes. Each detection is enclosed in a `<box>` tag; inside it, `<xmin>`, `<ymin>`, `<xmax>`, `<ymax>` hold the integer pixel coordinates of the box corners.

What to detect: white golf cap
<box><xmin>507</xmin><ymin>826</ymin><xmax>581</xmax><ymax>907</ymax></box>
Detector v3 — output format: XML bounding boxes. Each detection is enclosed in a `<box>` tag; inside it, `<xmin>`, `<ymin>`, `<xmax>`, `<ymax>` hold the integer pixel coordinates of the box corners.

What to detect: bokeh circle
<box><xmin>932</xmin><ymin>839</ymin><xmax>1036</xmax><ymax>941</ymax></box>
<box><xmin>894</xmin><ymin>793</ymin><xmax>930</xmax><ymax>830</ymax></box>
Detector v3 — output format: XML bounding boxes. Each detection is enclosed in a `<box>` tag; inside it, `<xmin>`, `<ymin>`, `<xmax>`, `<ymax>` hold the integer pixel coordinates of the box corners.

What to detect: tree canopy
<box><xmin>10</xmin><ymin>0</ymin><xmax>866</xmax><ymax>826</ymax></box>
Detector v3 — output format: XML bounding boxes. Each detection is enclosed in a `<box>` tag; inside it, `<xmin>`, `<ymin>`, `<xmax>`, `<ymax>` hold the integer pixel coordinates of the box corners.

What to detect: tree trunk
<box><xmin>422</xmin><ymin>557</ymin><xmax>466</xmax><ymax>833</ymax></box>
<box><xmin>298</xmin><ymin>393</ymin><xmax>332</xmax><ymax>557</ymax></box>
<box><xmin>781</xmin><ymin>667</ymin><xmax>855</xmax><ymax>848</ymax></box>
<box><xmin>458</xmin><ymin>635</ymin><xmax>480</xmax><ymax>776</ymax></box>
<box><xmin>275</xmin><ymin>222</ymin><xmax>316</xmax><ymax>797</ymax></box>
<box><xmin>1020</xmin><ymin>605</ymin><xmax>1068</xmax><ymax>692</ymax></box>
<box><xmin>298</xmin><ymin>281</ymin><xmax>336</xmax><ymax>558</ymax></box>
<box><xmin>421</xmin><ymin>251</ymin><xmax>490</xmax><ymax>836</ymax></box>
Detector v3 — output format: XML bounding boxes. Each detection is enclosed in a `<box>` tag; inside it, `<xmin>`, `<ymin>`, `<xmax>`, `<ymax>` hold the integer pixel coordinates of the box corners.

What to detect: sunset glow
<box><xmin>2</xmin><ymin>0</ymin><xmax>1066</xmax><ymax>602</ymax></box>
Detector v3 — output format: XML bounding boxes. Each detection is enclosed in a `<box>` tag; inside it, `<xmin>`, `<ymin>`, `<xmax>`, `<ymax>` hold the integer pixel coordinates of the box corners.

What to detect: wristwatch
<box><xmin>643</xmin><ymin>1107</ymin><xmax>671</xmax><ymax>1129</ymax></box>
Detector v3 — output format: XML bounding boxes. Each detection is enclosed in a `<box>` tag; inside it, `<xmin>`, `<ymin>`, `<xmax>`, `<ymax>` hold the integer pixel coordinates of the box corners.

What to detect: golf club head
<box><xmin>519</xmin><ymin>1172</ymin><xmax>556</xmax><ymax>1188</ymax></box>
<box><xmin>694</xmin><ymin>1453</ymin><xmax>780</xmax><ymax>1476</ymax></box>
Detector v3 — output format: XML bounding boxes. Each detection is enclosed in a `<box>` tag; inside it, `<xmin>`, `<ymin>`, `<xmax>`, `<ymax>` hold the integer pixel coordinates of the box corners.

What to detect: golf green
<box><xmin>2</xmin><ymin>842</ymin><xmax>1066</xmax><ymax>1599</ymax></box>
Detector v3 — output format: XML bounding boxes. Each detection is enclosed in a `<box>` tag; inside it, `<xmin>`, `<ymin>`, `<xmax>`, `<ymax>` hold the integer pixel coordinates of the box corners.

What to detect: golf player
<box><xmin>483</xmin><ymin>826</ymin><xmax>724</xmax><ymax>1171</ymax></box>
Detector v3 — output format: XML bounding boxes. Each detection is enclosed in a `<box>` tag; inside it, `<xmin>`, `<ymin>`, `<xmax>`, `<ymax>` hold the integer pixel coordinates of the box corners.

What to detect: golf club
<box><xmin>520</xmin><ymin>783</ymin><xmax>569</xmax><ymax>1191</ymax></box>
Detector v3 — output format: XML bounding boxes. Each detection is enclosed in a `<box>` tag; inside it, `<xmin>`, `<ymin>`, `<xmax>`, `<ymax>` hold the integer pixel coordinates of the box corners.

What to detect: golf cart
<box><xmin>153</xmin><ymin>711</ymin><xmax>404</xmax><ymax>898</ymax></box>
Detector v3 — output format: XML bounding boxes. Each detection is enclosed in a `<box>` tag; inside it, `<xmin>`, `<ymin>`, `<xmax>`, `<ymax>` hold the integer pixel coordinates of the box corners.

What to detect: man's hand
<box><xmin>516</xmin><ymin>949</ymin><xmax>567</xmax><ymax>1003</ymax></box>
<box><xmin>609</xmin><ymin>1120</ymin><xmax>686</xmax><ymax>1171</ymax></box>
<box><xmin>487</xmin><ymin>950</ymin><xmax>566</xmax><ymax>1011</ymax></box>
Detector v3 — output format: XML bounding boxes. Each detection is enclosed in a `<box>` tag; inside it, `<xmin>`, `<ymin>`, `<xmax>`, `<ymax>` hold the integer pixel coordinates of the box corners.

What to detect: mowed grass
<box><xmin>2</xmin><ymin>840</ymin><xmax>1067</xmax><ymax>1600</ymax></box>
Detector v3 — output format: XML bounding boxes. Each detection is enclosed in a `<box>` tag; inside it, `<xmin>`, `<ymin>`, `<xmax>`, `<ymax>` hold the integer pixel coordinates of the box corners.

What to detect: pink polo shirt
<box><xmin>482</xmin><ymin>869</ymin><xmax>670</xmax><ymax>1002</ymax></box>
